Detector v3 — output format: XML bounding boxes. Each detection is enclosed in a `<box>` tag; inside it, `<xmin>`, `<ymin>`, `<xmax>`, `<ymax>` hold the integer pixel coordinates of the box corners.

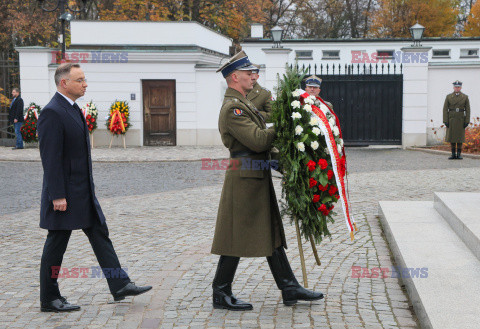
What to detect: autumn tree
<box><xmin>463</xmin><ymin>0</ymin><xmax>480</xmax><ymax>36</ymax></box>
<box><xmin>369</xmin><ymin>0</ymin><xmax>459</xmax><ymax>38</ymax></box>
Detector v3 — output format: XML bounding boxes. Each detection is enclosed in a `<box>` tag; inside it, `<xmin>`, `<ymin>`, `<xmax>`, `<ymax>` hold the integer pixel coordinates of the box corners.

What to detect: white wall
<box><xmin>71</xmin><ymin>21</ymin><xmax>232</xmax><ymax>55</ymax></box>
<box><xmin>241</xmin><ymin>40</ymin><xmax>480</xmax><ymax>68</ymax></box>
<box><xmin>427</xmin><ymin>64</ymin><xmax>480</xmax><ymax>145</ymax></box>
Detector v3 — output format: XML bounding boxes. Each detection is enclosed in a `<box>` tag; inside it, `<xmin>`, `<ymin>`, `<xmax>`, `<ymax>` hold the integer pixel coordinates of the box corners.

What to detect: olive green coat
<box><xmin>443</xmin><ymin>92</ymin><xmax>470</xmax><ymax>143</ymax></box>
<box><xmin>247</xmin><ymin>82</ymin><xmax>273</xmax><ymax>122</ymax></box>
<box><xmin>211</xmin><ymin>87</ymin><xmax>286</xmax><ymax>257</ymax></box>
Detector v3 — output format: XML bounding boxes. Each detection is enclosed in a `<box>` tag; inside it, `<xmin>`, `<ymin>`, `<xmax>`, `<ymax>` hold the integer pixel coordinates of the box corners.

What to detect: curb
<box><xmin>407</xmin><ymin>147</ymin><xmax>480</xmax><ymax>159</ymax></box>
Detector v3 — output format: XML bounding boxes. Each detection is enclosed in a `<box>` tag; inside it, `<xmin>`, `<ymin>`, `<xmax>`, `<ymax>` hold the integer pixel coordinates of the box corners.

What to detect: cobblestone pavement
<box><xmin>0</xmin><ymin>148</ymin><xmax>479</xmax><ymax>328</ymax></box>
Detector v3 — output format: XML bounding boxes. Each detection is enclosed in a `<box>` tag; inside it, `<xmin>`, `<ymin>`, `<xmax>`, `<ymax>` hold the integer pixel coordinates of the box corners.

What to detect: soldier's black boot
<box><xmin>212</xmin><ymin>256</ymin><xmax>253</xmax><ymax>311</ymax></box>
<box><xmin>267</xmin><ymin>247</ymin><xmax>324</xmax><ymax>306</ymax></box>
<box><xmin>448</xmin><ymin>143</ymin><xmax>456</xmax><ymax>160</ymax></box>
<box><xmin>457</xmin><ymin>144</ymin><xmax>463</xmax><ymax>160</ymax></box>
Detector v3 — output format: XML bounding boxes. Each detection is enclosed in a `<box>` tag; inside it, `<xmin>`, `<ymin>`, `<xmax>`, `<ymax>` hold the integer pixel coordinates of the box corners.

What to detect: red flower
<box><xmin>91</xmin><ymin>118</ymin><xmax>95</xmax><ymax>122</ymax></box>
<box><xmin>318</xmin><ymin>159</ymin><xmax>328</xmax><ymax>170</ymax></box>
<box><xmin>312</xmin><ymin>194</ymin><xmax>320</xmax><ymax>203</ymax></box>
<box><xmin>87</xmin><ymin>114</ymin><xmax>91</xmax><ymax>119</ymax></box>
<box><xmin>318</xmin><ymin>183</ymin><xmax>328</xmax><ymax>191</ymax></box>
<box><xmin>318</xmin><ymin>204</ymin><xmax>330</xmax><ymax>216</ymax></box>
<box><xmin>307</xmin><ymin>160</ymin><xmax>316</xmax><ymax>172</ymax></box>
<box><xmin>328</xmin><ymin>205</ymin><xmax>335</xmax><ymax>211</ymax></box>
<box><xmin>334</xmin><ymin>194</ymin><xmax>340</xmax><ymax>200</ymax></box>
<box><xmin>309</xmin><ymin>178</ymin><xmax>318</xmax><ymax>188</ymax></box>
<box><xmin>327</xmin><ymin>170</ymin><xmax>334</xmax><ymax>180</ymax></box>
<box><xmin>328</xmin><ymin>185</ymin><xmax>338</xmax><ymax>196</ymax></box>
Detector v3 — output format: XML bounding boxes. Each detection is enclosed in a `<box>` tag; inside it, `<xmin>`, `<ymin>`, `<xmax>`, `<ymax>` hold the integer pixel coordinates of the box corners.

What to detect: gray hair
<box><xmin>12</xmin><ymin>87</ymin><xmax>20</xmax><ymax>93</ymax></box>
<box><xmin>54</xmin><ymin>63</ymin><xmax>81</xmax><ymax>86</ymax></box>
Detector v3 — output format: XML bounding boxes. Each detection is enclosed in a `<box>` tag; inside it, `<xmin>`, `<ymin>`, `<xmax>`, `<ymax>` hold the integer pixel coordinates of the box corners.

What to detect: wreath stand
<box><xmin>294</xmin><ymin>216</ymin><xmax>321</xmax><ymax>288</ymax></box>
<box><xmin>108</xmin><ymin>134</ymin><xmax>126</xmax><ymax>149</ymax></box>
<box><xmin>90</xmin><ymin>133</ymin><xmax>94</xmax><ymax>149</ymax></box>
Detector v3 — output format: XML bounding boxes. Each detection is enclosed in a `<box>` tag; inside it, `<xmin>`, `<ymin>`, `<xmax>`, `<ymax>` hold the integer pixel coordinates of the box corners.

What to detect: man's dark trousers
<box><xmin>40</xmin><ymin>215</ymin><xmax>130</xmax><ymax>303</ymax></box>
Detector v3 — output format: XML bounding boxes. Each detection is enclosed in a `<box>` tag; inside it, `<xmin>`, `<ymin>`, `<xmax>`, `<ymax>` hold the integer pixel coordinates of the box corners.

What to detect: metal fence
<box><xmin>0</xmin><ymin>51</ymin><xmax>19</xmax><ymax>146</ymax></box>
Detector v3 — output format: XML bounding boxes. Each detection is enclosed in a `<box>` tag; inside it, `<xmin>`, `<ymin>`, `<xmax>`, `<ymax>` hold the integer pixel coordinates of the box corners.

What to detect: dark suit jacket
<box><xmin>9</xmin><ymin>96</ymin><xmax>24</xmax><ymax>124</ymax></box>
<box><xmin>37</xmin><ymin>92</ymin><xmax>106</xmax><ymax>230</ymax></box>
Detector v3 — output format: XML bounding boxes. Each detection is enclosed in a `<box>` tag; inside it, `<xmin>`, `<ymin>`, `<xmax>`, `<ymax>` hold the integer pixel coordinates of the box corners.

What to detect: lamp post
<box><xmin>37</xmin><ymin>0</ymin><xmax>87</xmax><ymax>60</ymax></box>
<box><xmin>409</xmin><ymin>22</ymin><xmax>425</xmax><ymax>47</ymax></box>
<box><xmin>271</xmin><ymin>25</ymin><xmax>284</xmax><ymax>48</ymax></box>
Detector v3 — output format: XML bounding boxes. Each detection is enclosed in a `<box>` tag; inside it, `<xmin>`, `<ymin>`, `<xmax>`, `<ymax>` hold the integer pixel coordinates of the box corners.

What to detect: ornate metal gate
<box><xmin>297</xmin><ymin>63</ymin><xmax>403</xmax><ymax>145</ymax></box>
<box><xmin>0</xmin><ymin>51</ymin><xmax>20</xmax><ymax>147</ymax></box>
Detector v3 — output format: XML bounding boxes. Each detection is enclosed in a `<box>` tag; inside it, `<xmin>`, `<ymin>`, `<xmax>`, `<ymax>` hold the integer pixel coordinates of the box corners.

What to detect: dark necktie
<box><xmin>73</xmin><ymin>103</ymin><xmax>85</xmax><ymax>129</ymax></box>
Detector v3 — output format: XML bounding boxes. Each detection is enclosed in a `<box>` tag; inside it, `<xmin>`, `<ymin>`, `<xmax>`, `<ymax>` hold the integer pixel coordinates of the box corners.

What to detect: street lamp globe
<box><xmin>409</xmin><ymin>23</ymin><xmax>425</xmax><ymax>46</ymax></box>
<box><xmin>271</xmin><ymin>26</ymin><xmax>284</xmax><ymax>48</ymax></box>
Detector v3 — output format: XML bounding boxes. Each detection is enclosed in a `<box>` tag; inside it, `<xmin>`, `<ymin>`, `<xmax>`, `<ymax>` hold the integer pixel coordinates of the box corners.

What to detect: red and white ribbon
<box><xmin>300</xmin><ymin>93</ymin><xmax>357</xmax><ymax>239</ymax></box>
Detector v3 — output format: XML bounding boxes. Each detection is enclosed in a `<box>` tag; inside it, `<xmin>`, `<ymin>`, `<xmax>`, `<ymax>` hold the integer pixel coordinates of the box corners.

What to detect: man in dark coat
<box><xmin>443</xmin><ymin>80</ymin><xmax>470</xmax><ymax>160</ymax></box>
<box><xmin>37</xmin><ymin>63</ymin><xmax>151</xmax><ymax>312</ymax></box>
<box><xmin>9</xmin><ymin>88</ymin><xmax>24</xmax><ymax>149</ymax></box>
<box><xmin>211</xmin><ymin>51</ymin><xmax>323</xmax><ymax>311</ymax></box>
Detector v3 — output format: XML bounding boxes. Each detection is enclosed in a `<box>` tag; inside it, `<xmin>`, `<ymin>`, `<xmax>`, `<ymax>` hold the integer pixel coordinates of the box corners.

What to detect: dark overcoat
<box><xmin>211</xmin><ymin>87</ymin><xmax>287</xmax><ymax>257</ymax></box>
<box><xmin>37</xmin><ymin>92</ymin><xmax>106</xmax><ymax>230</ymax></box>
<box><xmin>443</xmin><ymin>92</ymin><xmax>471</xmax><ymax>143</ymax></box>
<box><xmin>9</xmin><ymin>96</ymin><xmax>24</xmax><ymax>124</ymax></box>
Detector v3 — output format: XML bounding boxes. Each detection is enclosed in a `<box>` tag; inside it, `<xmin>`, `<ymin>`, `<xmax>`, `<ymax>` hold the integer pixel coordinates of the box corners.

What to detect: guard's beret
<box><xmin>216</xmin><ymin>50</ymin><xmax>257</xmax><ymax>78</ymax></box>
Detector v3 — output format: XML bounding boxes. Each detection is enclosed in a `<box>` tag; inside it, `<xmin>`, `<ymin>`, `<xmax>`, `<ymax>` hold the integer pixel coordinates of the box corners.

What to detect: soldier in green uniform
<box><xmin>443</xmin><ymin>80</ymin><xmax>471</xmax><ymax>160</ymax></box>
<box><xmin>211</xmin><ymin>51</ymin><xmax>323</xmax><ymax>311</ymax></box>
<box><xmin>247</xmin><ymin>64</ymin><xmax>273</xmax><ymax>121</ymax></box>
<box><xmin>304</xmin><ymin>75</ymin><xmax>333</xmax><ymax>109</ymax></box>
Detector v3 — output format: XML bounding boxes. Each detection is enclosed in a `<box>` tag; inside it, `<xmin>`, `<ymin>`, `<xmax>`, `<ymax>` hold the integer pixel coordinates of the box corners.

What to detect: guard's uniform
<box><xmin>443</xmin><ymin>92</ymin><xmax>470</xmax><ymax>143</ymax></box>
<box><xmin>210</xmin><ymin>51</ymin><xmax>323</xmax><ymax>311</ymax></box>
<box><xmin>247</xmin><ymin>82</ymin><xmax>273</xmax><ymax>122</ymax></box>
<box><xmin>211</xmin><ymin>87</ymin><xmax>286</xmax><ymax>257</ymax></box>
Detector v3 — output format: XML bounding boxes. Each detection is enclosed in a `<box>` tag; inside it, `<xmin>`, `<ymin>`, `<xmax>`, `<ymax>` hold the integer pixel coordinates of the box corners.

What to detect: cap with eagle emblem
<box><xmin>216</xmin><ymin>50</ymin><xmax>257</xmax><ymax>78</ymax></box>
<box><xmin>305</xmin><ymin>75</ymin><xmax>322</xmax><ymax>87</ymax></box>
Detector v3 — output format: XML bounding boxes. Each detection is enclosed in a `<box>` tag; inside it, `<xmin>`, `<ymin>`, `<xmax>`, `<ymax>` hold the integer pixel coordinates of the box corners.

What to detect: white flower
<box><xmin>291</xmin><ymin>100</ymin><xmax>301</xmax><ymax>109</ymax></box>
<box><xmin>304</xmin><ymin>96</ymin><xmax>315</xmax><ymax>105</ymax></box>
<box><xmin>337</xmin><ymin>144</ymin><xmax>343</xmax><ymax>154</ymax></box>
<box><xmin>333</xmin><ymin>126</ymin><xmax>340</xmax><ymax>136</ymax></box>
<box><xmin>295</xmin><ymin>125</ymin><xmax>303</xmax><ymax>135</ymax></box>
<box><xmin>312</xmin><ymin>127</ymin><xmax>321</xmax><ymax>136</ymax></box>
<box><xmin>339</xmin><ymin>138</ymin><xmax>344</xmax><ymax>147</ymax></box>
<box><xmin>320</xmin><ymin>103</ymin><xmax>330</xmax><ymax>113</ymax></box>
<box><xmin>309</xmin><ymin>116</ymin><xmax>319</xmax><ymax>126</ymax></box>
<box><xmin>291</xmin><ymin>112</ymin><xmax>302</xmax><ymax>120</ymax></box>
<box><xmin>311</xmin><ymin>141</ymin><xmax>319</xmax><ymax>150</ymax></box>
<box><xmin>291</xmin><ymin>90</ymin><xmax>301</xmax><ymax>97</ymax></box>
<box><xmin>325</xmin><ymin>148</ymin><xmax>330</xmax><ymax>155</ymax></box>
<box><xmin>296</xmin><ymin>142</ymin><xmax>305</xmax><ymax>152</ymax></box>
<box><xmin>303</xmin><ymin>104</ymin><xmax>313</xmax><ymax>113</ymax></box>
<box><xmin>329</xmin><ymin>118</ymin><xmax>336</xmax><ymax>126</ymax></box>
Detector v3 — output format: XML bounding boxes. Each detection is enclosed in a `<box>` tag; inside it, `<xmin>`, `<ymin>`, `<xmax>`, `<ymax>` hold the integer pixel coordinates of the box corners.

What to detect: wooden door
<box><xmin>142</xmin><ymin>80</ymin><xmax>176</xmax><ymax>146</ymax></box>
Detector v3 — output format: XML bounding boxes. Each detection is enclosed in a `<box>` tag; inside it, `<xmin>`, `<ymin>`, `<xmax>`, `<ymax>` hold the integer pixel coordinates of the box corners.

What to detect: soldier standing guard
<box><xmin>247</xmin><ymin>64</ymin><xmax>273</xmax><ymax>121</ymax></box>
<box><xmin>211</xmin><ymin>51</ymin><xmax>323</xmax><ymax>311</ymax></box>
<box><xmin>443</xmin><ymin>81</ymin><xmax>470</xmax><ymax>160</ymax></box>
<box><xmin>304</xmin><ymin>75</ymin><xmax>333</xmax><ymax>109</ymax></box>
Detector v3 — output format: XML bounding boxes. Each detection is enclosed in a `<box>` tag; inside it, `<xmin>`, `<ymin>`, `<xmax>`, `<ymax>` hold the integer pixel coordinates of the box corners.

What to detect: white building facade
<box><xmin>16</xmin><ymin>22</ymin><xmax>480</xmax><ymax>147</ymax></box>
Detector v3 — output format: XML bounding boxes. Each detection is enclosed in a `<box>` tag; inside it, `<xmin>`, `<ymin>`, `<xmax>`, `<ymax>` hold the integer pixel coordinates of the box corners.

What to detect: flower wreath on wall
<box><xmin>106</xmin><ymin>100</ymin><xmax>131</xmax><ymax>135</ymax></box>
<box><xmin>21</xmin><ymin>103</ymin><xmax>42</xmax><ymax>143</ymax></box>
<box><xmin>271</xmin><ymin>65</ymin><xmax>357</xmax><ymax>245</ymax></box>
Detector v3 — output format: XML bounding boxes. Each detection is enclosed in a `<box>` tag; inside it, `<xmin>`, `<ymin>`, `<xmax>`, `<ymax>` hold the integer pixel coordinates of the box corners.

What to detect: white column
<box><xmin>15</xmin><ymin>47</ymin><xmax>54</xmax><ymax>108</ymax></box>
<box><xmin>262</xmin><ymin>48</ymin><xmax>292</xmax><ymax>95</ymax></box>
<box><xmin>400</xmin><ymin>46</ymin><xmax>431</xmax><ymax>148</ymax></box>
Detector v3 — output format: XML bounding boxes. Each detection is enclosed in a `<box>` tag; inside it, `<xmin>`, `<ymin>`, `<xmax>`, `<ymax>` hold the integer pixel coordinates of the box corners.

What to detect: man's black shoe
<box><xmin>113</xmin><ymin>282</ymin><xmax>152</xmax><ymax>301</ymax></box>
<box><xmin>40</xmin><ymin>298</ymin><xmax>81</xmax><ymax>312</ymax></box>
<box><xmin>213</xmin><ymin>290</ymin><xmax>253</xmax><ymax>311</ymax></box>
<box><xmin>282</xmin><ymin>286</ymin><xmax>324</xmax><ymax>306</ymax></box>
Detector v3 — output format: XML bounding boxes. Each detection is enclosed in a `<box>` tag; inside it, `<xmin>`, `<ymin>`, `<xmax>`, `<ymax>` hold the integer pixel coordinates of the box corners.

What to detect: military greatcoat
<box><xmin>211</xmin><ymin>87</ymin><xmax>286</xmax><ymax>257</ymax></box>
<box><xmin>247</xmin><ymin>82</ymin><xmax>273</xmax><ymax>122</ymax></box>
<box><xmin>443</xmin><ymin>92</ymin><xmax>471</xmax><ymax>143</ymax></box>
